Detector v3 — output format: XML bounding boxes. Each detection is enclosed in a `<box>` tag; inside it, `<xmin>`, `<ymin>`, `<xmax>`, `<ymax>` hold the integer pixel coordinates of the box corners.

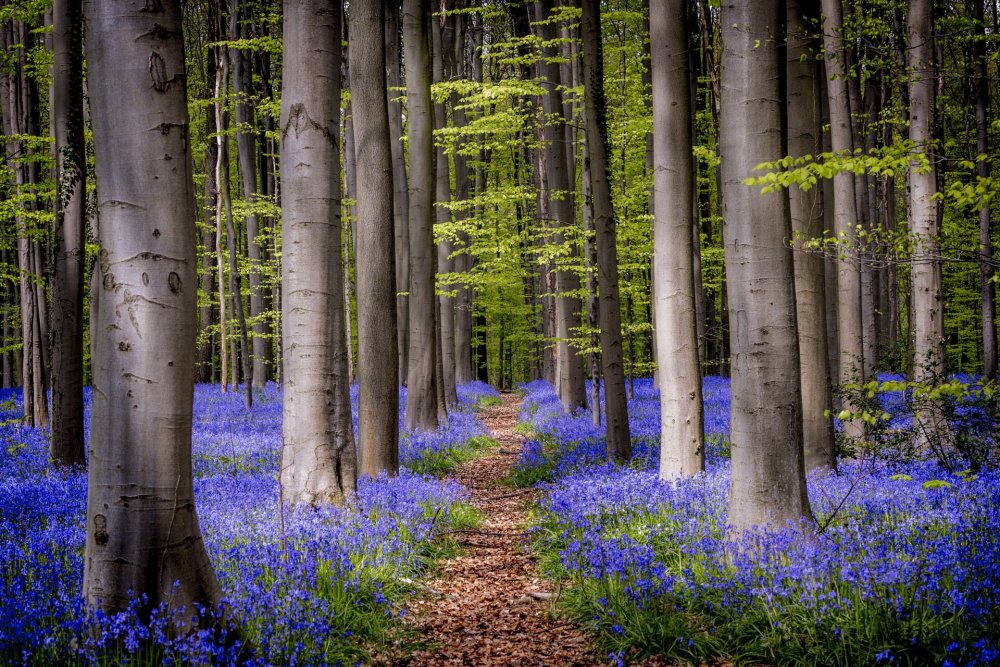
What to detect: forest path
<box><xmin>403</xmin><ymin>392</ymin><xmax>603</xmax><ymax>666</ymax></box>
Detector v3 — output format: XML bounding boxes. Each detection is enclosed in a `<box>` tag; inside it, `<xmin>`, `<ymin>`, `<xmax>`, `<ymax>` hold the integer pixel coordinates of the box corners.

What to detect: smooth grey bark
<box><xmin>720</xmin><ymin>0</ymin><xmax>813</xmax><ymax>531</ymax></box>
<box><xmin>351</xmin><ymin>0</ymin><xmax>399</xmax><ymax>477</ymax></box>
<box><xmin>974</xmin><ymin>0</ymin><xmax>996</xmax><ymax>379</ymax></box>
<box><xmin>403</xmin><ymin>0</ymin><xmax>440</xmax><ymax>431</ymax></box>
<box><xmin>583</xmin><ymin>138</ymin><xmax>603</xmax><ymax>429</ymax></box>
<box><xmin>343</xmin><ymin>215</ymin><xmax>355</xmax><ymax>382</ymax></box>
<box><xmin>229</xmin><ymin>1</ymin><xmax>270</xmax><ymax>385</ymax></box>
<box><xmin>581</xmin><ymin>0</ymin><xmax>630</xmax><ymax>462</ymax></box>
<box><xmin>651</xmin><ymin>0</ymin><xmax>704</xmax><ymax>478</ymax></box>
<box><xmin>535</xmin><ymin>0</ymin><xmax>587</xmax><ymax>412</ymax></box>
<box><xmin>787</xmin><ymin>0</ymin><xmax>836</xmax><ymax>472</ymax></box>
<box><xmin>199</xmin><ymin>2</ymin><xmax>221</xmax><ymax>386</ymax></box>
<box><xmin>82</xmin><ymin>0</ymin><xmax>221</xmax><ymax>615</ymax></box>
<box><xmin>821</xmin><ymin>0</ymin><xmax>865</xmax><ymax>439</ymax></box>
<box><xmin>432</xmin><ymin>11</ymin><xmax>458</xmax><ymax>408</ymax></box>
<box><xmin>907</xmin><ymin>0</ymin><xmax>945</xmax><ymax>426</ymax></box>
<box><xmin>279</xmin><ymin>0</ymin><xmax>357</xmax><ymax>505</ymax></box>
<box><xmin>844</xmin><ymin>33</ymin><xmax>878</xmax><ymax>378</ymax></box>
<box><xmin>49</xmin><ymin>0</ymin><xmax>86</xmax><ymax>467</ymax></box>
<box><xmin>213</xmin><ymin>59</ymin><xmax>229</xmax><ymax>393</ymax></box>
<box><xmin>0</xmin><ymin>22</ymin><xmax>48</xmax><ymax>429</ymax></box>
<box><xmin>199</xmin><ymin>100</ymin><xmax>218</xmax><ymax>385</ymax></box>
<box><xmin>451</xmin><ymin>12</ymin><xmax>475</xmax><ymax>386</ymax></box>
<box><xmin>819</xmin><ymin>82</ymin><xmax>841</xmax><ymax>386</ymax></box>
<box><xmin>387</xmin><ymin>1</ymin><xmax>410</xmax><ymax>384</ymax></box>
<box><xmin>217</xmin><ymin>47</ymin><xmax>253</xmax><ymax>408</ymax></box>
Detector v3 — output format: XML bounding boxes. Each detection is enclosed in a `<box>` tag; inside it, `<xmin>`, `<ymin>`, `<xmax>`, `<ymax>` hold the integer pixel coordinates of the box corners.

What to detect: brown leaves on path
<box><xmin>401</xmin><ymin>393</ymin><xmax>605</xmax><ymax>667</ymax></box>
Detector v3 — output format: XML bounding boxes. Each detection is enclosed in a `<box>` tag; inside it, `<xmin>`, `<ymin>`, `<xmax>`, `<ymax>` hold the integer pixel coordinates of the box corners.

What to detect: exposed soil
<box><xmin>402</xmin><ymin>393</ymin><xmax>604</xmax><ymax>667</ymax></box>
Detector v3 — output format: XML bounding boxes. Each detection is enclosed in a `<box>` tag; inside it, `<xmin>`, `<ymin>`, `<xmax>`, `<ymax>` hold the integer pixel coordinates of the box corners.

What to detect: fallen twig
<box><xmin>441</xmin><ymin>528</ymin><xmax>529</xmax><ymax>537</ymax></box>
<box><xmin>398</xmin><ymin>576</ymin><xmax>449</xmax><ymax>598</ymax></box>
<box><xmin>483</xmin><ymin>489</ymin><xmax>536</xmax><ymax>502</ymax></box>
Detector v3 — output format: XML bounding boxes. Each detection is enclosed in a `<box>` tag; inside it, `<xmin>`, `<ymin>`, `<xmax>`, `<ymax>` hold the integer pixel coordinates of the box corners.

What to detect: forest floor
<box><xmin>401</xmin><ymin>393</ymin><xmax>603</xmax><ymax>667</ymax></box>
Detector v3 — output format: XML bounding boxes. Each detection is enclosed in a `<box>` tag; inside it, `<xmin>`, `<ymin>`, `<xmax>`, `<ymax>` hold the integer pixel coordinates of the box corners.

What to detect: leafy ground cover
<box><xmin>0</xmin><ymin>381</ymin><xmax>499</xmax><ymax>666</ymax></box>
<box><xmin>516</xmin><ymin>377</ymin><xmax>1000</xmax><ymax>666</ymax></box>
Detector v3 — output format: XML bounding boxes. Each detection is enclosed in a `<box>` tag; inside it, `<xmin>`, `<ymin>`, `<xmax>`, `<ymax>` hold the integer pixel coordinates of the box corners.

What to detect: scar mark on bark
<box><xmin>122</xmin><ymin>372</ymin><xmax>154</xmax><ymax>384</ymax></box>
<box><xmin>113</xmin><ymin>251</ymin><xmax>184</xmax><ymax>265</ymax></box>
<box><xmin>282</xmin><ymin>103</ymin><xmax>338</xmax><ymax>147</ymax></box>
<box><xmin>118</xmin><ymin>341</ymin><xmax>131</xmax><ymax>351</ymax></box>
<box><xmin>101</xmin><ymin>200</ymin><xmax>142</xmax><ymax>210</ymax></box>
<box><xmin>168</xmin><ymin>272</ymin><xmax>182</xmax><ymax>294</ymax></box>
<box><xmin>93</xmin><ymin>514</ymin><xmax>109</xmax><ymax>546</ymax></box>
<box><xmin>142</xmin><ymin>272</ymin><xmax>149</xmax><ymax>286</ymax></box>
<box><xmin>139</xmin><ymin>0</ymin><xmax>163</xmax><ymax>13</ymax></box>
<box><xmin>123</xmin><ymin>291</ymin><xmax>170</xmax><ymax>309</ymax></box>
<box><xmin>103</xmin><ymin>273</ymin><xmax>115</xmax><ymax>290</ymax></box>
<box><xmin>154</xmin><ymin>122</ymin><xmax>186</xmax><ymax>136</ymax></box>
<box><xmin>149</xmin><ymin>52</ymin><xmax>171</xmax><ymax>92</ymax></box>
<box><xmin>128</xmin><ymin>306</ymin><xmax>141</xmax><ymax>337</ymax></box>
<box><xmin>137</xmin><ymin>24</ymin><xmax>180</xmax><ymax>41</ymax></box>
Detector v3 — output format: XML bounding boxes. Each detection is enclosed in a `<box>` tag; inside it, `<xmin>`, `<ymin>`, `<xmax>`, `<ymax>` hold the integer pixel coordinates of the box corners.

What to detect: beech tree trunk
<box><xmin>279</xmin><ymin>0</ymin><xmax>357</xmax><ymax>505</ymax></box>
<box><xmin>0</xmin><ymin>21</ymin><xmax>48</xmax><ymax>428</ymax></box>
<box><xmin>432</xmin><ymin>11</ymin><xmax>458</xmax><ymax>408</ymax></box>
<box><xmin>651</xmin><ymin>0</ymin><xmax>704</xmax><ymax>478</ymax></box>
<box><xmin>49</xmin><ymin>0</ymin><xmax>86</xmax><ymax>467</ymax></box>
<box><xmin>787</xmin><ymin>0</ymin><xmax>836</xmax><ymax>471</ymax></box>
<box><xmin>821</xmin><ymin>0</ymin><xmax>865</xmax><ymax>439</ymax></box>
<box><xmin>351</xmin><ymin>0</ymin><xmax>399</xmax><ymax>477</ymax></box>
<box><xmin>452</xmin><ymin>13</ymin><xmax>475</xmax><ymax>386</ymax></box>
<box><xmin>907</xmin><ymin>0</ymin><xmax>946</xmax><ymax>430</ymax></box>
<box><xmin>213</xmin><ymin>56</ymin><xmax>229</xmax><ymax>394</ymax></box>
<box><xmin>535</xmin><ymin>0</ymin><xmax>587</xmax><ymax>412</ymax></box>
<box><xmin>217</xmin><ymin>48</ymin><xmax>253</xmax><ymax>408</ymax></box>
<box><xmin>404</xmin><ymin>0</ymin><xmax>440</xmax><ymax>431</ymax></box>
<box><xmin>581</xmin><ymin>0</ymin><xmax>630</xmax><ymax>462</ymax></box>
<box><xmin>199</xmin><ymin>88</ymin><xmax>218</xmax><ymax>385</ymax></box>
<box><xmin>973</xmin><ymin>0</ymin><xmax>996</xmax><ymax>379</ymax></box>
<box><xmin>387</xmin><ymin>1</ymin><xmax>410</xmax><ymax>384</ymax></box>
<box><xmin>82</xmin><ymin>0</ymin><xmax>221</xmax><ymax>616</ymax></box>
<box><xmin>229</xmin><ymin>0</ymin><xmax>270</xmax><ymax>385</ymax></box>
<box><xmin>720</xmin><ymin>0</ymin><xmax>813</xmax><ymax>531</ymax></box>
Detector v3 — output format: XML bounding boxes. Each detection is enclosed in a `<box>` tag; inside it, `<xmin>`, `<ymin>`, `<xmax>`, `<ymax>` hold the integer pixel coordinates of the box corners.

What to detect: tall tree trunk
<box><xmin>974</xmin><ymin>0</ymin><xmax>996</xmax><ymax>379</ymax></box>
<box><xmin>721</xmin><ymin>0</ymin><xmax>812</xmax><ymax>531</ymax></box>
<box><xmin>387</xmin><ymin>1</ymin><xmax>410</xmax><ymax>384</ymax></box>
<box><xmin>907</xmin><ymin>0</ymin><xmax>945</xmax><ymax>434</ymax></box>
<box><xmin>404</xmin><ymin>0</ymin><xmax>439</xmax><ymax>431</ymax></box>
<box><xmin>787</xmin><ymin>0</ymin><xmax>836</xmax><ymax>472</ymax></box>
<box><xmin>535</xmin><ymin>0</ymin><xmax>587</xmax><ymax>412</ymax></box>
<box><xmin>214</xmin><ymin>57</ymin><xmax>229</xmax><ymax>394</ymax></box>
<box><xmin>49</xmin><ymin>0</ymin><xmax>86</xmax><ymax>467</ymax></box>
<box><xmin>452</xmin><ymin>12</ymin><xmax>475</xmax><ymax>386</ymax></box>
<box><xmin>819</xmin><ymin>80</ymin><xmax>841</xmax><ymax>385</ymax></box>
<box><xmin>0</xmin><ymin>22</ymin><xmax>44</xmax><ymax>427</ymax></box>
<box><xmin>199</xmin><ymin>97</ymin><xmax>218</xmax><ymax>384</ymax></box>
<box><xmin>651</xmin><ymin>0</ymin><xmax>704</xmax><ymax>478</ymax></box>
<box><xmin>821</xmin><ymin>0</ymin><xmax>864</xmax><ymax>438</ymax></box>
<box><xmin>83</xmin><ymin>0</ymin><xmax>221</xmax><ymax>616</ymax></box>
<box><xmin>845</xmin><ymin>32</ymin><xmax>878</xmax><ymax>378</ymax></box>
<box><xmin>432</xmin><ymin>10</ymin><xmax>458</xmax><ymax>408</ymax></box>
<box><xmin>580</xmin><ymin>0</ymin><xmax>630</xmax><ymax>461</ymax></box>
<box><xmin>351</xmin><ymin>0</ymin><xmax>399</xmax><ymax>477</ymax></box>
<box><xmin>583</xmin><ymin>132</ymin><xmax>603</xmax><ymax>428</ymax></box>
<box><xmin>199</xmin><ymin>0</ymin><xmax>220</xmax><ymax>386</ymax></box>
<box><xmin>2</xmin><ymin>258</ymin><xmax>11</xmax><ymax>388</ymax></box>
<box><xmin>279</xmin><ymin>0</ymin><xmax>357</xmax><ymax>505</ymax></box>
<box><xmin>229</xmin><ymin>0</ymin><xmax>270</xmax><ymax>385</ymax></box>
<box><xmin>217</xmin><ymin>48</ymin><xmax>253</xmax><ymax>408</ymax></box>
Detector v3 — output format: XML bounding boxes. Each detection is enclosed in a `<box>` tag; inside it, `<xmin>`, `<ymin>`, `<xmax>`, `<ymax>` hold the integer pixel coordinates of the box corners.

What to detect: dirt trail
<box><xmin>404</xmin><ymin>393</ymin><xmax>602</xmax><ymax>666</ymax></box>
